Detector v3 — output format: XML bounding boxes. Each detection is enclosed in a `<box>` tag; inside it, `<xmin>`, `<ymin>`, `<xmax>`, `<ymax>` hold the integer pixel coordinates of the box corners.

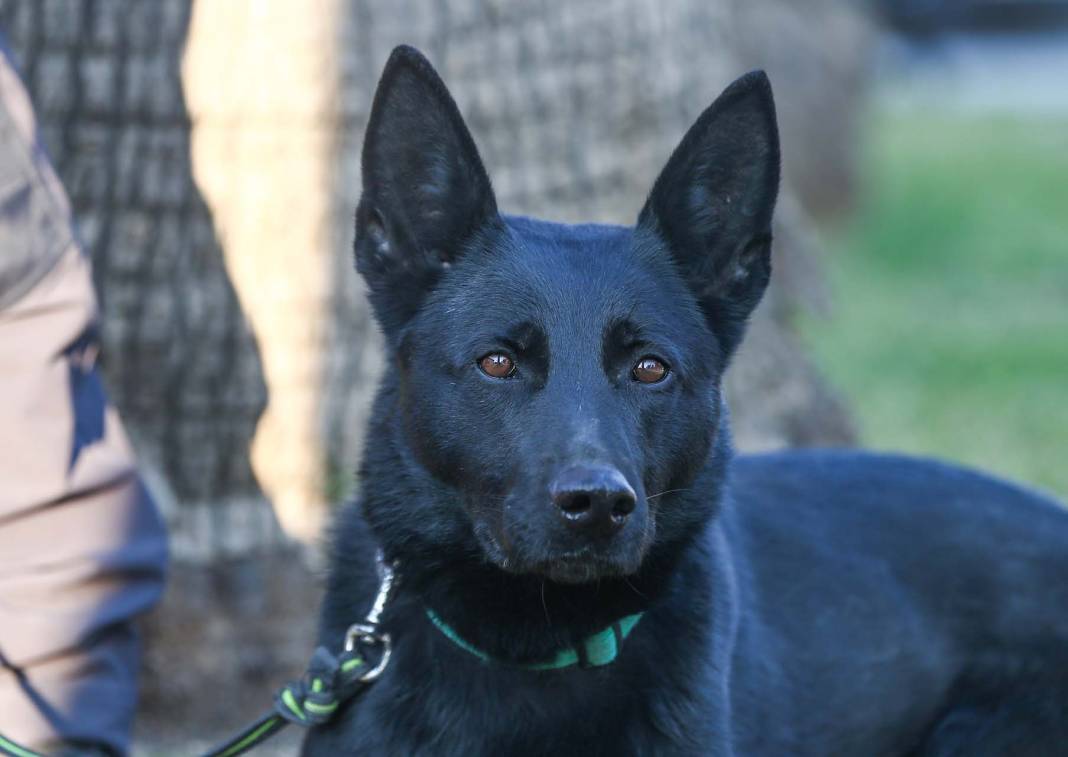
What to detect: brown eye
<box><xmin>479</xmin><ymin>353</ymin><xmax>516</xmax><ymax>379</ymax></box>
<box><xmin>632</xmin><ymin>357</ymin><xmax>668</xmax><ymax>384</ymax></box>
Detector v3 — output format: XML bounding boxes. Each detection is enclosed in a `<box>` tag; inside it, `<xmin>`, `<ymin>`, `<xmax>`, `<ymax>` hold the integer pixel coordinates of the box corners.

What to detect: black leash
<box><xmin>0</xmin><ymin>556</ymin><xmax>398</xmax><ymax>757</ymax></box>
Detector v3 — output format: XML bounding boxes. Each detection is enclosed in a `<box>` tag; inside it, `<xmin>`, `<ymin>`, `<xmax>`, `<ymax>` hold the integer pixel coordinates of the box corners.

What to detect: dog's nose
<box><xmin>551</xmin><ymin>465</ymin><xmax>637</xmax><ymax>537</ymax></box>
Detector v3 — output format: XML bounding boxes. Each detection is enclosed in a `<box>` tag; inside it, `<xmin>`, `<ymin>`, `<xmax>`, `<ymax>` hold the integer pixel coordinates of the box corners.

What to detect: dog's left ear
<box><xmin>638</xmin><ymin>71</ymin><xmax>780</xmax><ymax>356</ymax></box>
<box><xmin>356</xmin><ymin>45</ymin><xmax>499</xmax><ymax>336</ymax></box>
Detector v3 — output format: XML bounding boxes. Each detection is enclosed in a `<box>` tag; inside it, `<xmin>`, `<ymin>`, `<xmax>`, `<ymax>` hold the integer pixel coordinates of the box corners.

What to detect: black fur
<box><xmin>306</xmin><ymin>46</ymin><xmax>1068</xmax><ymax>755</ymax></box>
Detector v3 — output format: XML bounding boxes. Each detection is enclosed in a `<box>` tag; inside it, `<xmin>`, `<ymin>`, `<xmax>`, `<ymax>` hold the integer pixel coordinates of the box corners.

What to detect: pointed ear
<box><xmin>356</xmin><ymin>45</ymin><xmax>499</xmax><ymax>335</ymax></box>
<box><xmin>638</xmin><ymin>71</ymin><xmax>781</xmax><ymax>356</ymax></box>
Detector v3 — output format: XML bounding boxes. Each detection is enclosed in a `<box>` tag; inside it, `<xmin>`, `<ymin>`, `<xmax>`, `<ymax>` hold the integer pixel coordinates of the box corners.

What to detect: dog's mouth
<box><xmin>476</xmin><ymin>523</ymin><xmax>646</xmax><ymax>584</ymax></box>
<box><xmin>533</xmin><ymin>549</ymin><xmax>638</xmax><ymax>584</ymax></box>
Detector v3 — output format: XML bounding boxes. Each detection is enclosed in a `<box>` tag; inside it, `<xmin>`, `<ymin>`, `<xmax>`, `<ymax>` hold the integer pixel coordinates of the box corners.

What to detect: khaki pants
<box><xmin>0</xmin><ymin>40</ymin><xmax>167</xmax><ymax>754</ymax></box>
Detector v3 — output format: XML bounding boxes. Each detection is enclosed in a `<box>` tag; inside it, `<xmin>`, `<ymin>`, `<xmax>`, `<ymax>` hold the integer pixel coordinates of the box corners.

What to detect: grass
<box><xmin>802</xmin><ymin>109</ymin><xmax>1068</xmax><ymax>499</ymax></box>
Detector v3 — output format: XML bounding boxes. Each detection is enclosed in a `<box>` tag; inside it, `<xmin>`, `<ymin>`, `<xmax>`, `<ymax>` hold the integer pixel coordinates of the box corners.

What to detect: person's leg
<box><xmin>0</xmin><ymin>41</ymin><xmax>167</xmax><ymax>756</ymax></box>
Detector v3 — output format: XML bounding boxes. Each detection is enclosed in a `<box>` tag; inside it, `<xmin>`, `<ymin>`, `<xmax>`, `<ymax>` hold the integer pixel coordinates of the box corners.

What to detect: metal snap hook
<box><xmin>344</xmin><ymin>622</ymin><xmax>392</xmax><ymax>682</ymax></box>
<box><xmin>342</xmin><ymin>552</ymin><xmax>399</xmax><ymax>682</ymax></box>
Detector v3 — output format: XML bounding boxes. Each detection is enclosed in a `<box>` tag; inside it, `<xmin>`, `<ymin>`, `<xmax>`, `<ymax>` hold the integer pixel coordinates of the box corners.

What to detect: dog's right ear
<box><xmin>356</xmin><ymin>45</ymin><xmax>499</xmax><ymax>335</ymax></box>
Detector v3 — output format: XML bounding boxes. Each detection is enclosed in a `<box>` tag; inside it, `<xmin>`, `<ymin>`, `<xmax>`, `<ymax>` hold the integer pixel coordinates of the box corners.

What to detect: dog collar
<box><xmin>426</xmin><ymin>608</ymin><xmax>644</xmax><ymax>670</ymax></box>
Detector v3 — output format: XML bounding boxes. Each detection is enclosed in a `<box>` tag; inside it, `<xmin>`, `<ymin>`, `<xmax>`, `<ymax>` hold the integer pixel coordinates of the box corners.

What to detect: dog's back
<box><xmin>724</xmin><ymin>450</ymin><xmax>1068</xmax><ymax>755</ymax></box>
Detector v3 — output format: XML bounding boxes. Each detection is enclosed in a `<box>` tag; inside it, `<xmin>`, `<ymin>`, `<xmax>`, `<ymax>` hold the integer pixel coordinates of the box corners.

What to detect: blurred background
<box><xmin>0</xmin><ymin>0</ymin><xmax>1063</xmax><ymax>751</ymax></box>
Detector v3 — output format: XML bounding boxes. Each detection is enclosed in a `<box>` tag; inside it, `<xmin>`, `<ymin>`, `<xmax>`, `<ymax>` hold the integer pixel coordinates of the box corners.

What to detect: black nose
<box><xmin>551</xmin><ymin>465</ymin><xmax>637</xmax><ymax>537</ymax></box>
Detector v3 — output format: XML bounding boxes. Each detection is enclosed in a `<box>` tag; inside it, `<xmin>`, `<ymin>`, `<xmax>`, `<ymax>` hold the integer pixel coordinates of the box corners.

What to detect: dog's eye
<box><xmin>479</xmin><ymin>353</ymin><xmax>516</xmax><ymax>379</ymax></box>
<box><xmin>632</xmin><ymin>357</ymin><xmax>668</xmax><ymax>384</ymax></box>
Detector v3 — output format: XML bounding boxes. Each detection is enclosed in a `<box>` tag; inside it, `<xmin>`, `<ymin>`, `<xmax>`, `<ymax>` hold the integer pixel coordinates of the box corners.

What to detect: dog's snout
<box><xmin>551</xmin><ymin>465</ymin><xmax>637</xmax><ymax>537</ymax></box>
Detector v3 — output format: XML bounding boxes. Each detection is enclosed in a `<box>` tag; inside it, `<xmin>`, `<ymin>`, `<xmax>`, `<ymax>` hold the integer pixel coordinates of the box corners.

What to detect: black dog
<box><xmin>306</xmin><ymin>46</ymin><xmax>1068</xmax><ymax>755</ymax></box>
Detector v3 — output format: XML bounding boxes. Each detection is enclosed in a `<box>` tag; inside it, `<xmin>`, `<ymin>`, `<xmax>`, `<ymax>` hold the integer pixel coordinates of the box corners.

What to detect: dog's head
<box><xmin>356</xmin><ymin>46</ymin><xmax>779</xmax><ymax>585</ymax></box>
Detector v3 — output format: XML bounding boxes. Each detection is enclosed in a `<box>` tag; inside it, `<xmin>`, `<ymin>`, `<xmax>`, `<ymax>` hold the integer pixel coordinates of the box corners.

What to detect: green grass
<box><xmin>802</xmin><ymin>110</ymin><xmax>1068</xmax><ymax>499</ymax></box>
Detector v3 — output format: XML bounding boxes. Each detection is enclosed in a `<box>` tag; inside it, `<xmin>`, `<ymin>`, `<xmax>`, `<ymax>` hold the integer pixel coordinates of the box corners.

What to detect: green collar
<box><xmin>426</xmin><ymin>608</ymin><xmax>644</xmax><ymax>670</ymax></box>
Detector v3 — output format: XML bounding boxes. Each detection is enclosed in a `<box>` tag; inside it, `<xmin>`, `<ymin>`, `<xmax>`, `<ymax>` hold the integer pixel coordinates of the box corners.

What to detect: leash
<box><xmin>0</xmin><ymin>555</ymin><xmax>399</xmax><ymax>757</ymax></box>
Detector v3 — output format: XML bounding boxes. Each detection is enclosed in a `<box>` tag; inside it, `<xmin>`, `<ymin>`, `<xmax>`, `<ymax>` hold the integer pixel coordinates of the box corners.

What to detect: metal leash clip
<box><xmin>344</xmin><ymin>551</ymin><xmax>398</xmax><ymax>682</ymax></box>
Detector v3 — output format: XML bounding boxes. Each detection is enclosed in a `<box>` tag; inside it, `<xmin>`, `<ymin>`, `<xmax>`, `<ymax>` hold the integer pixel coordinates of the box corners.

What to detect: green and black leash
<box><xmin>0</xmin><ymin>643</ymin><xmax>385</xmax><ymax>757</ymax></box>
<box><xmin>199</xmin><ymin>637</ymin><xmax>391</xmax><ymax>757</ymax></box>
<box><xmin>0</xmin><ymin>557</ymin><xmax>398</xmax><ymax>757</ymax></box>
